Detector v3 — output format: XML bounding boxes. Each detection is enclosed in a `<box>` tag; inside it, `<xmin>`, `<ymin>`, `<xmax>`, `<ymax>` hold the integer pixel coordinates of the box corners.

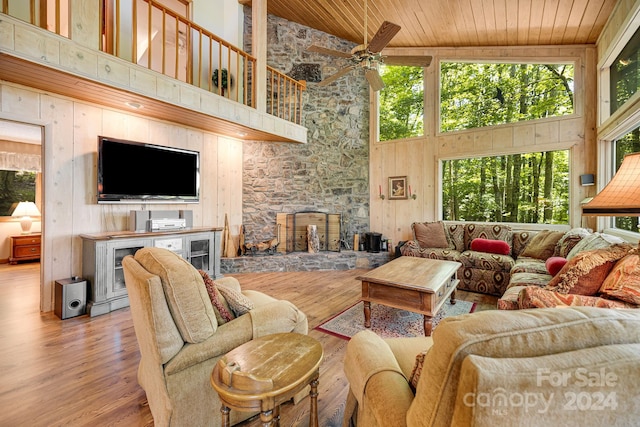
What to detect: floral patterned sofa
<box><xmin>400</xmin><ymin>221</ymin><xmax>640</xmax><ymax>310</ymax></box>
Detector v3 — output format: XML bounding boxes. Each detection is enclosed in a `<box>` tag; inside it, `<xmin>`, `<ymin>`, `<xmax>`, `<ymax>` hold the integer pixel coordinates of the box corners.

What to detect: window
<box><xmin>379</xmin><ymin>65</ymin><xmax>424</xmax><ymax>141</ymax></box>
<box><xmin>610</xmin><ymin>26</ymin><xmax>640</xmax><ymax>115</ymax></box>
<box><xmin>440</xmin><ymin>62</ymin><xmax>574</xmax><ymax>132</ymax></box>
<box><xmin>442</xmin><ymin>150</ymin><xmax>569</xmax><ymax>224</ymax></box>
<box><xmin>0</xmin><ymin>170</ymin><xmax>37</xmax><ymax>216</ymax></box>
<box><xmin>612</xmin><ymin>125</ymin><xmax>640</xmax><ymax>232</ymax></box>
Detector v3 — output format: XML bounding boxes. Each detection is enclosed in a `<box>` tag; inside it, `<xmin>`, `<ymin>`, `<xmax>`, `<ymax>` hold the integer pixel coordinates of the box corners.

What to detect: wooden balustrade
<box><xmin>267</xmin><ymin>66</ymin><xmax>306</xmax><ymax>125</ymax></box>
<box><xmin>1</xmin><ymin>0</ymin><xmax>306</xmax><ymax>125</ymax></box>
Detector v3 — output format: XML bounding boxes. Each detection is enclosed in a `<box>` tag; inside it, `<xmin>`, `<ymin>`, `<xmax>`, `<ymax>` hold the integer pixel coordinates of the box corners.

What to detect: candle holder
<box><xmin>410</xmin><ymin>194</ymin><xmax>417</xmax><ymax>200</ymax></box>
<box><xmin>379</xmin><ymin>194</ymin><xmax>385</xmax><ymax>200</ymax></box>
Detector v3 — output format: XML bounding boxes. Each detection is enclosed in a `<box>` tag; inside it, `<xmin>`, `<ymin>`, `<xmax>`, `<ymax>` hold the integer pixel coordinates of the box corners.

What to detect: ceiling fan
<box><xmin>307</xmin><ymin>0</ymin><xmax>432</xmax><ymax>91</ymax></box>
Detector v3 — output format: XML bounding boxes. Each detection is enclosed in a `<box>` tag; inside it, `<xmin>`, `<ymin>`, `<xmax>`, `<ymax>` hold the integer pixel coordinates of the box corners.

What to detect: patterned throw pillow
<box><xmin>198</xmin><ymin>270</ymin><xmax>235</xmax><ymax>324</ymax></box>
<box><xmin>599</xmin><ymin>254</ymin><xmax>640</xmax><ymax>305</ymax></box>
<box><xmin>216</xmin><ymin>283</ymin><xmax>255</xmax><ymax>317</ymax></box>
<box><xmin>553</xmin><ymin>228</ymin><xmax>592</xmax><ymax>258</ymax></box>
<box><xmin>409</xmin><ymin>350</ymin><xmax>429</xmax><ymax>391</ymax></box>
<box><xmin>545</xmin><ymin>244</ymin><xmax>633</xmax><ymax>295</ymax></box>
<box><xmin>566</xmin><ymin>233</ymin><xmax>626</xmax><ymax>260</ymax></box>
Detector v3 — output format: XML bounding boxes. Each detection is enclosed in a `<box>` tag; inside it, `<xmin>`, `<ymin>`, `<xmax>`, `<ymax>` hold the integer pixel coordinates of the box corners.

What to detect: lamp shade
<box><xmin>582</xmin><ymin>152</ymin><xmax>640</xmax><ymax>216</ymax></box>
<box><xmin>11</xmin><ymin>201</ymin><xmax>41</xmax><ymax>218</ymax></box>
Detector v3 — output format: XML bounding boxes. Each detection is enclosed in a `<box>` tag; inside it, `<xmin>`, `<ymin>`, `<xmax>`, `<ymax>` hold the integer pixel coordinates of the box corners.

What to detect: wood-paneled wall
<box><xmin>371</xmin><ymin>45</ymin><xmax>598</xmax><ymax>246</ymax></box>
<box><xmin>0</xmin><ymin>81</ymin><xmax>244</xmax><ymax>312</ymax></box>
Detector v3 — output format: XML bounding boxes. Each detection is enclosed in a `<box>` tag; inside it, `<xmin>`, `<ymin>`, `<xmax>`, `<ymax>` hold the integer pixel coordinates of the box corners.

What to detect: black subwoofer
<box><xmin>54</xmin><ymin>277</ymin><xmax>87</xmax><ymax>319</ymax></box>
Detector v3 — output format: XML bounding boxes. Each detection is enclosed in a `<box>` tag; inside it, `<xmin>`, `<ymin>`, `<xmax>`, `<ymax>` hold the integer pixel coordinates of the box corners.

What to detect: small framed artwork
<box><xmin>388</xmin><ymin>176</ymin><xmax>408</xmax><ymax>200</ymax></box>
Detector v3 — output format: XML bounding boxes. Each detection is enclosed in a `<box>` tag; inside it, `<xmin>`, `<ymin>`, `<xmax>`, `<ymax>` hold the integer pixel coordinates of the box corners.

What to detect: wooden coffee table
<box><xmin>210</xmin><ymin>333</ymin><xmax>323</xmax><ymax>427</ymax></box>
<box><xmin>357</xmin><ymin>256</ymin><xmax>461</xmax><ymax>336</ymax></box>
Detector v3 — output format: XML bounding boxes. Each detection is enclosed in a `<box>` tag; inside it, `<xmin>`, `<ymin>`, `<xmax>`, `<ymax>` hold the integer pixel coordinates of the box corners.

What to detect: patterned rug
<box><xmin>316</xmin><ymin>300</ymin><xmax>476</xmax><ymax>340</ymax></box>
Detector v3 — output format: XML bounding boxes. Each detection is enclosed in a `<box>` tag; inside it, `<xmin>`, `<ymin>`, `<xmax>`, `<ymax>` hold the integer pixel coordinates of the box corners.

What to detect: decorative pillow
<box><xmin>444</xmin><ymin>223</ymin><xmax>465</xmax><ymax>251</ymax></box>
<box><xmin>545</xmin><ymin>244</ymin><xmax>633</xmax><ymax>296</ymax></box>
<box><xmin>216</xmin><ymin>283</ymin><xmax>255</xmax><ymax>317</ymax></box>
<box><xmin>519</xmin><ymin>230</ymin><xmax>565</xmax><ymax>260</ymax></box>
<box><xmin>135</xmin><ymin>247</ymin><xmax>217</xmax><ymax>343</ymax></box>
<box><xmin>198</xmin><ymin>270</ymin><xmax>235</xmax><ymax>324</ymax></box>
<box><xmin>554</xmin><ymin>227</ymin><xmax>592</xmax><ymax>258</ymax></box>
<box><xmin>470</xmin><ymin>238</ymin><xmax>510</xmax><ymax>255</ymax></box>
<box><xmin>565</xmin><ymin>232</ymin><xmax>625</xmax><ymax>260</ymax></box>
<box><xmin>409</xmin><ymin>349</ymin><xmax>429</xmax><ymax>391</ymax></box>
<box><xmin>518</xmin><ymin>286</ymin><xmax>637</xmax><ymax>309</ymax></box>
<box><xmin>599</xmin><ymin>254</ymin><xmax>640</xmax><ymax>305</ymax></box>
<box><xmin>413</xmin><ymin>221</ymin><xmax>450</xmax><ymax>249</ymax></box>
<box><xmin>464</xmin><ymin>223</ymin><xmax>511</xmax><ymax>251</ymax></box>
<box><xmin>545</xmin><ymin>256</ymin><xmax>567</xmax><ymax>277</ymax></box>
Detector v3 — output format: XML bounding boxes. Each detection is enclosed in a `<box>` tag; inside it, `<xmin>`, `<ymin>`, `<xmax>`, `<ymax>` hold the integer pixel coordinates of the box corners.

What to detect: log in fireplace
<box><xmin>276</xmin><ymin>212</ymin><xmax>341</xmax><ymax>252</ymax></box>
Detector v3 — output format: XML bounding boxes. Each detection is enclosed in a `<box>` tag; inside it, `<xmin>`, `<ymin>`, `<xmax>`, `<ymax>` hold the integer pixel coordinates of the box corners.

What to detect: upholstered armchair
<box><xmin>122</xmin><ymin>247</ymin><xmax>308</xmax><ymax>427</ymax></box>
<box><xmin>343</xmin><ymin>307</ymin><xmax>640</xmax><ymax>427</ymax></box>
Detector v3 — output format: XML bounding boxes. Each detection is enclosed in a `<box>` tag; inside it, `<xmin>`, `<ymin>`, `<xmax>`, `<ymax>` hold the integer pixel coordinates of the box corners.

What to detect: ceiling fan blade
<box><xmin>384</xmin><ymin>56</ymin><xmax>433</xmax><ymax>67</ymax></box>
<box><xmin>318</xmin><ymin>65</ymin><xmax>356</xmax><ymax>87</ymax></box>
<box><xmin>365</xmin><ymin>69</ymin><xmax>385</xmax><ymax>91</ymax></box>
<box><xmin>367</xmin><ymin>21</ymin><xmax>401</xmax><ymax>53</ymax></box>
<box><xmin>307</xmin><ymin>45</ymin><xmax>353</xmax><ymax>58</ymax></box>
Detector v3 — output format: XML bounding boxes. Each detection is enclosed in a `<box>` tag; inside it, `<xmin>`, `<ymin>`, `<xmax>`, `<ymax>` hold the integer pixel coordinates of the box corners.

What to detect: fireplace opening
<box><xmin>276</xmin><ymin>212</ymin><xmax>341</xmax><ymax>253</ymax></box>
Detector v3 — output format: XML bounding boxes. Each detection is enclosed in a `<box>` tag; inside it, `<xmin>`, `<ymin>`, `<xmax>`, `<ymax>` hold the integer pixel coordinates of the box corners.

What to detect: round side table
<box><xmin>210</xmin><ymin>332</ymin><xmax>323</xmax><ymax>427</ymax></box>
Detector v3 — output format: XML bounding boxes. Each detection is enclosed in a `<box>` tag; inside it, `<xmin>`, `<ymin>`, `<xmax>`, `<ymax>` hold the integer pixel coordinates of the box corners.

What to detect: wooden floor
<box><xmin>0</xmin><ymin>263</ymin><xmax>497</xmax><ymax>427</ymax></box>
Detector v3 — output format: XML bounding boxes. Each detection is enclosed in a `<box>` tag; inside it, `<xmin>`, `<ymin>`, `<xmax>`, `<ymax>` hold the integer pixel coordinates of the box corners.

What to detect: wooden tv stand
<box><xmin>81</xmin><ymin>227</ymin><xmax>222</xmax><ymax>317</ymax></box>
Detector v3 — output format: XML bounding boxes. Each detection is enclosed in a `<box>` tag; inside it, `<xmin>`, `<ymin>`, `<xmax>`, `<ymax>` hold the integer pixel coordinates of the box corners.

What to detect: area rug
<box><xmin>316</xmin><ymin>300</ymin><xmax>476</xmax><ymax>340</ymax></box>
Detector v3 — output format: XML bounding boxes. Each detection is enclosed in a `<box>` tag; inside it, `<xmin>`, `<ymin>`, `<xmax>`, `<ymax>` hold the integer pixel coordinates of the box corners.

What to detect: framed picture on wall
<box><xmin>388</xmin><ymin>176</ymin><xmax>408</xmax><ymax>200</ymax></box>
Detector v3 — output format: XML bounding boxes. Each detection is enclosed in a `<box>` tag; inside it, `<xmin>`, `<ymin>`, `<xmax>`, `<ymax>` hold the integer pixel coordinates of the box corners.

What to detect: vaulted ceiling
<box><xmin>240</xmin><ymin>0</ymin><xmax>618</xmax><ymax>47</ymax></box>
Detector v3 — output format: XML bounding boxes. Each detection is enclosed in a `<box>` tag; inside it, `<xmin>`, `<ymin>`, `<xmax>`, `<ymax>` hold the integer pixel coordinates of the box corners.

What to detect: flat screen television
<box><xmin>97</xmin><ymin>136</ymin><xmax>200</xmax><ymax>203</ymax></box>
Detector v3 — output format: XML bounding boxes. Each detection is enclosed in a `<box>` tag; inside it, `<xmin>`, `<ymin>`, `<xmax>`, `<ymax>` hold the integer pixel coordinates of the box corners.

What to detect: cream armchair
<box><xmin>122</xmin><ymin>247</ymin><xmax>307</xmax><ymax>427</ymax></box>
<box><xmin>343</xmin><ymin>307</ymin><xmax>640</xmax><ymax>427</ymax></box>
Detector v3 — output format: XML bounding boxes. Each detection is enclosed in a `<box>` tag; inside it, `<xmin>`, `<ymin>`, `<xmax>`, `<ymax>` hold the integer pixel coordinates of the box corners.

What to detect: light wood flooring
<box><xmin>0</xmin><ymin>263</ymin><xmax>497</xmax><ymax>427</ymax></box>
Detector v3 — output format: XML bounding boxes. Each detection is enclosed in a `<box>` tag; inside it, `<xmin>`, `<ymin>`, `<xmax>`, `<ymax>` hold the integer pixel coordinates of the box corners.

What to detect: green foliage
<box><xmin>610</xmin><ymin>26</ymin><xmax>640</xmax><ymax>114</ymax></box>
<box><xmin>442</xmin><ymin>151</ymin><xmax>569</xmax><ymax>224</ymax></box>
<box><xmin>0</xmin><ymin>171</ymin><xmax>36</xmax><ymax>216</ymax></box>
<box><xmin>440</xmin><ymin>62</ymin><xmax>574</xmax><ymax>132</ymax></box>
<box><xmin>379</xmin><ymin>65</ymin><xmax>424</xmax><ymax>141</ymax></box>
<box><xmin>614</xmin><ymin>126</ymin><xmax>640</xmax><ymax>232</ymax></box>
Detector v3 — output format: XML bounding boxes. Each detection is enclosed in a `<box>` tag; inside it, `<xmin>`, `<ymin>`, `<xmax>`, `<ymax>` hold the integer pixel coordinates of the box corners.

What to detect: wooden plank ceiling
<box><xmin>240</xmin><ymin>0</ymin><xmax>618</xmax><ymax>47</ymax></box>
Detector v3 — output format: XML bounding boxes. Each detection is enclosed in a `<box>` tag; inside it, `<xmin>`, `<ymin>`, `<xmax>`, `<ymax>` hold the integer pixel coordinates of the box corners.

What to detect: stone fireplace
<box><xmin>241</xmin><ymin>9</ymin><xmax>370</xmax><ymax>251</ymax></box>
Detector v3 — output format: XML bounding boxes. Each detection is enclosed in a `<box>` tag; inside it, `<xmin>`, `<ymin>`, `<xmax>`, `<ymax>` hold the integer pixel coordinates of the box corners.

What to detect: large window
<box><xmin>442</xmin><ymin>150</ymin><xmax>569</xmax><ymax>224</ymax></box>
<box><xmin>440</xmin><ymin>62</ymin><xmax>574</xmax><ymax>132</ymax></box>
<box><xmin>379</xmin><ymin>65</ymin><xmax>424</xmax><ymax>141</ymax></box>
<box><xmin>610</xmin><ymin>26</ymin><xmax>640</xmax><ymax>115</ymax></box>
<box><xmin>613</xmin><ymin>126</ymin><xmax>640</xmax><ymax>232</ymax></box>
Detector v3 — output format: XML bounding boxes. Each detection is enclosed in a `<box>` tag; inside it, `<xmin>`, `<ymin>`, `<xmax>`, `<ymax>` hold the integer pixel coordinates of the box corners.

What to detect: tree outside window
<box><xmin>379</xmin><ymin>65</ymin><xmax>424</xmax><ymax>141</ymax></box>
<box><xmin>440</xmin><ymin>62</ymin><xmax>574</xmax><ymax>132</ymax></box>
<box><xmin>442</xmin><ymin>151</ymin><xmax>569</xmax><ymax>224</ymax></box>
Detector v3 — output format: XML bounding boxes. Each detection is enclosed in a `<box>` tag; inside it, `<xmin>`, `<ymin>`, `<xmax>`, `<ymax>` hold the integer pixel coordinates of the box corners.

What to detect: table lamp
<box><xmin>582</xmin><ymin>152</ymin><xmax>640</xmax><ymax>247</ymax></box>
<box><xmin>11</xmin><ymin>201</ymin><xmax>41</xmax><ymax>234</ymax></box>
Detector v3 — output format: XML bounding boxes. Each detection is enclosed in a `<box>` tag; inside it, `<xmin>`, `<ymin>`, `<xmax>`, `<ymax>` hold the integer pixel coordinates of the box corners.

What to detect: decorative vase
<box><xmin>307</xmin><ymin>225</ymin><xmax>320</xmax><ymax>253</ymax></box>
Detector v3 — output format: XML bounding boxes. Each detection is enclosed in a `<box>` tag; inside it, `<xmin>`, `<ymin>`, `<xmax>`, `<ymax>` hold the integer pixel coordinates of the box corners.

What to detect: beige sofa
<box><xmin>343</xmin><ymin>307</ymin><xmax>640</xmax><ymax>427</ymax></box>
<box><xmin>122</xmin><ymin>247</ymin><xmax>308</xmax><ymax>427</ymax></box>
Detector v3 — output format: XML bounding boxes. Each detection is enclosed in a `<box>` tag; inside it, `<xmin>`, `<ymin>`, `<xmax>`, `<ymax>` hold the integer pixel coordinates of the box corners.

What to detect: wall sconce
<box><xmin>12</xmin><ymin>201</ymin><xmax>41</xmax><ymax>234</ymax></box>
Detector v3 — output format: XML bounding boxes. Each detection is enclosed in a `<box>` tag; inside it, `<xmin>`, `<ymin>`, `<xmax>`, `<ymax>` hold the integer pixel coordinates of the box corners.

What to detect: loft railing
<box><xmin>267</xmin><ymin>66</ymin><xmax>305</xmax><ymax>125</ymax></box>
<box><xmin>1</xmin><ymin>0</ymin><xmax>70</xmax><ymax>37</ymax></box>
<box><xmin>0</xmin><ymin>0</ymin><xmax>306</xmax><ymax>125</ymax></box>
<box><xmin>105</xmin><ymin>0</ymin><xmax>256</xmax><ymax>107</ymax></box>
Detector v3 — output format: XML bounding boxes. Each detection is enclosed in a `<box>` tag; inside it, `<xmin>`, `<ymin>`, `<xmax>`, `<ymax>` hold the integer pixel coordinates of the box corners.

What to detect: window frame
<box><xmin>597</xmin><ymin>9</ymin><xmax>640</xmax><ymax>240</ymax></box>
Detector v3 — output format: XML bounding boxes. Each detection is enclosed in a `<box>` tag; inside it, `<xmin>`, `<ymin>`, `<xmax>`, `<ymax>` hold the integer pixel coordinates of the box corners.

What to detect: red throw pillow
<box><xmin>545</xmin><ymin>256</ymin><xmax>568</xmax><ymax>276</ymax></box>
<box><xmin>470</xmin><ymin>238</ymin><xmax>510</xmax><ymax>255</ymax></box>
